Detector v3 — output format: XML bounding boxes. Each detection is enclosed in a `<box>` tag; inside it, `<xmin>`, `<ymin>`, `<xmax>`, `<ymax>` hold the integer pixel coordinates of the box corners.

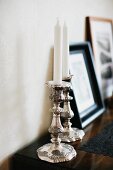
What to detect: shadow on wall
<box><xmin>38</xmin><ymin>47</ymin><xmax>54</xmax><ymax>136</ymax></box>
<box><xmin>0</xmin><ymin>34</ymin><xmax>31</xmax><ymax>162</ymax></box>
<box><xmin>0</xmin><ymin>39</ymin><xmax>53</xmax><ymax>170</ymax></box>
<box><xmin>0</xmin><ymin>32</ymin><xmax>40</xmax><ymax>162</ymax></box>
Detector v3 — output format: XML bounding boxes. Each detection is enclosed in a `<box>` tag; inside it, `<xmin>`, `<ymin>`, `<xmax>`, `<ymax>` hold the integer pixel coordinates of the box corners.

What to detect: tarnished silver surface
<box><xmin>37</xmin><ymin>81</ymin><xmax>76</xmax><ymax>163</ymax></box>
<box><xmin>37</xmin><ymin>143</ymin><xmax>76</xmax><ymax>163</ymax></box>
<box><xmin>60</xmin><ymin>78</ymin><xmax>85</xmax><ymax>142</ymax></box>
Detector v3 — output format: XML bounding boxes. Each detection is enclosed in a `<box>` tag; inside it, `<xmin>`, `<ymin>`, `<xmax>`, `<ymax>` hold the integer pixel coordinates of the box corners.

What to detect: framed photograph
<box><xmin>69</xmin><ymin>42</ymin><xmax>105</xmax><ymax>129</ymax></box>
<box><xmin>86</xmin><ymin>16</ymin><xmax>113</xmax><ymax>99</ymax></box>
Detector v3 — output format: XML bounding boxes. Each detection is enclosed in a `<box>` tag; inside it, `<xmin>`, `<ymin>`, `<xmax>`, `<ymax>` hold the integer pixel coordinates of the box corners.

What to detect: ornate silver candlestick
<box><xmin>37</xmin><ymin>81</ymin><xmax>76</xmax><ymax>163</ymax></box>
<box><xmin>60</xmin><ymin>77</ymin><xmax>85</xmax><ymax>142</ymax></box>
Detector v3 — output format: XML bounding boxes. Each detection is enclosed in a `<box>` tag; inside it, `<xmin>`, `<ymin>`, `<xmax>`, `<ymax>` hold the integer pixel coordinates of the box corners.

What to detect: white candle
<box><xmin>62</xmin><ymin>21</ymin><xmax>69</xmax><ymax>79</ymax></box>
<box><xmin>53</xmin><ymin>19</ymin><xmax>62</xmax><ymax>84</ymax></box>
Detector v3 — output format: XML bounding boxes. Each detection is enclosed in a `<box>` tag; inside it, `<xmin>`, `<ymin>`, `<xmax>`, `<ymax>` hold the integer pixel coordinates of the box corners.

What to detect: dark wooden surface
<box><xmin>11</xmin><ymin>108</ymin><xmax>113</xmax><ymax>170</ymax></box>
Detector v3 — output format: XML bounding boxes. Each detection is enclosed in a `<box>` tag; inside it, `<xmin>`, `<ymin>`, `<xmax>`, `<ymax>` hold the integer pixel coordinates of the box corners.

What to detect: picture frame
<box><xmin>69</xmin><ymin>42</ymin><xmax>105</xmax><ymax>129</ymax></box>
<box><xmin>86</xmin><ymin>16</ymin><xmax>113</xmax><ymax>99</ymax></box>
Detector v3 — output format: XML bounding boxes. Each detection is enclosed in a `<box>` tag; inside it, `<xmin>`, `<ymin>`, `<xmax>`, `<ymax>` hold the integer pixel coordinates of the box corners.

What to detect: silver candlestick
<box><xmin>60</xmin><ymin>77</ymin><xmax>85</xmax><ymax>142</ymax></box>
<box><xmin>37</xmin><ymin>81</ymin><xmax>76</xmax><ymax>163</ymax></box>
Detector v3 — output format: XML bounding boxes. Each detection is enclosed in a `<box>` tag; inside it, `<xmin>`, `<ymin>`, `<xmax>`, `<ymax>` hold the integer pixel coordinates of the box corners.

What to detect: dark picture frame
<box><xmin>69</xmin><ymin>42</ymin><xmax>105</xmax><ymax>129</ymax></box>
<box><xmin>86</xmin><ymin>16</ymin><xmax>113</xmax><ymax>99</ymax></box>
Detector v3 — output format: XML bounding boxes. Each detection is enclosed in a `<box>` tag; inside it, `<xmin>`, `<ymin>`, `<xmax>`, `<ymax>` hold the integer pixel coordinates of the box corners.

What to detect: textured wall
<box><xmin>0</xmin><ymin>0</ymin><xmax>113</xmax><ymax>168</ymax></box>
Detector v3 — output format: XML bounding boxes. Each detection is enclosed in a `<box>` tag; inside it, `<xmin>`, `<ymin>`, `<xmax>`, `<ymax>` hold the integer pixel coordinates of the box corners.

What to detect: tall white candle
<box><xmin>62</xmin><ymin>22</ymin><xmax>69</xmax><ymax>79</ymax></box>
<box><xmin>53</xmin><ymin>19</ymin><xmax>62</xmax><ymax>84</ymax></box>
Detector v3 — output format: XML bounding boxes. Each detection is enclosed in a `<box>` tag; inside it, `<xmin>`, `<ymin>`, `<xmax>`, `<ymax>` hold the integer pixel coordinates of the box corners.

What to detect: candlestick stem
<box><xmin>37</xmin><ymin>81</ymin><xmax>76</xmax><ymax>163</ymax></box>
<box><xmin>60</xmin><ymin>77</ymin><xmax>85</xmax><ymax>142</ymax></box>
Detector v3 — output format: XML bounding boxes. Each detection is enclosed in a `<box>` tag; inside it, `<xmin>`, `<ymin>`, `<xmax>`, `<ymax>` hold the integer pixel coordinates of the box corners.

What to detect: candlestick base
<box><xmin>37</xmin><ymin>143</ymin><xmax>76</xmax><ymax>163</ymax></box>
<box><xmin>60</xmin><ymin>127</ymin><xmax>85</xmax><ymax>142</ymax></box>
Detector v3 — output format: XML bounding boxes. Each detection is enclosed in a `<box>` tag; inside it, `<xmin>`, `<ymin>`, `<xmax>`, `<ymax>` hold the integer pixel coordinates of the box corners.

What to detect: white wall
<box><xmin>0</xmin><ymin>0</ymin><xmax>113</xmax><ymax>165</ymax></box>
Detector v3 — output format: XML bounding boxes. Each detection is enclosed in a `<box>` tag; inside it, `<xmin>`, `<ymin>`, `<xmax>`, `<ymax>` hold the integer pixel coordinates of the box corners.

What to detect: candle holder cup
<box><xmin>59</xmin><ymin>76</ymin><xmax>85</xmax><ymax>142</ymax></box>
<box><xmin>37</xmin><ymin>81</ymin><xmax>76</xmax><ymax>163</ymax></box>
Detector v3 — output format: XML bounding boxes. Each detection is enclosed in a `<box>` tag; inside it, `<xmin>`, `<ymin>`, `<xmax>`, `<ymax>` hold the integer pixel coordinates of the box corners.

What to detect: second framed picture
<box><xmin>69</xmin><ymin>42</ymin><xmax>105</xmax><ymax>129</ymax></box>
<box><xmin>86</xmin><ymin>16</ymin><xmax>113</xmax><ymax>99</ymax></box>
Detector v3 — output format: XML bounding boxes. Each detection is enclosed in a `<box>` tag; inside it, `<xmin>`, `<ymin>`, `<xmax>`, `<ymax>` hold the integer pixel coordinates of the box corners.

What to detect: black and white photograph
<box><xmin>86</xmin><ymin>17</ymin><xmax>113</xmax><ymax>99</ymax></box>
<box><xmin>70</xmin><ymin>53</ymin><xmax>95</xmax><ymax>113</ymax></box>
<box><xmin>69</xmin><ymin>42</ymin><xmax>105</xmax><ymax>128</ymax></box>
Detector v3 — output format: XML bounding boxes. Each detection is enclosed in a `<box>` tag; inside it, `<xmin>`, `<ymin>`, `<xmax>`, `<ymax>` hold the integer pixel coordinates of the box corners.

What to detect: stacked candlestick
<box><xmin>53</xmin><ymin>19</ymin><xmax>85</xmax><ymax>142</ymax></box>
<box><xmin>37</xmin><ymin>19</ymin><xmax>84</xmax><ymax>163</ymax></box>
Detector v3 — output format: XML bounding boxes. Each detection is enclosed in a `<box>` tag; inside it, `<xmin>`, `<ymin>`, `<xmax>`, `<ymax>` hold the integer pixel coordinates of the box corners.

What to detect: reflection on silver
<box><xmin>37</xmin><ymin>81</ymin><xmax>76</xmax><ymax>163</ymax></box>
<box><xmin>60</xmin><ymin>77</ymin><xmax>85</xmax><ymax>142</ymax></box>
